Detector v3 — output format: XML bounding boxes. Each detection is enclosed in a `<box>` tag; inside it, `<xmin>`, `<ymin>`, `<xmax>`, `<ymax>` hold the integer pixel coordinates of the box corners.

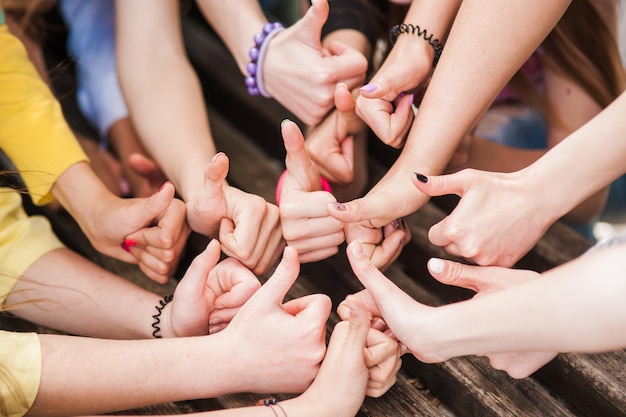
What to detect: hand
<box><xmin>342</xmin><ymin>218</ymin><xmax>410</xmax><ymax>271</ymax></box>
<box><xmin>356</xmin><ymin>30</ymin><xmax>434</xmax><ymax>147</ymax></box>
<box><xmin>186</xmin><ymin>152</ymin><xmax>285</xmax><ymax>275</ymax></box>
<box><xmin>99</xmin><ymin>181</ymin><xmax>190</xmax><ymax>284</ymax></box>
<box><xmin>305</xmin><ymin>83</ymin><xmax>365</xmax><ymax>186</ymax></box>
<box><xmin>347</xmin><ymin>240</ymin><xmax>557</xmax><ymax>378</ymax></box>
<box><xmin>287</xmin><ymin>299</ymin><xmax>374</xmax><ymax>417</ymax></box>
<box><xmin>426</xmin><ymin>257</ymin><xmax>557</xmax><ymax>378</ymax></box>
<box><xmin>163</xmin><ymin>239</ymin><xmax>261</xmax><ymax>338</ymax></box>
<box><xmin>221</xmin><ymin>246</ymin><xmax>332</xmax><ymax>394</ymax></box>
<box><xmin>337</xmin><ymin>299</ymin><xmax>404</xmax><ymax>398</ymax></box>
<box><xmin>412</xmin><ymin>169</ymin><xmax>552</xmax><ymax>266</ymax></box>
<box><xmin>126</xmin><ymin>151</ymin><xmax>168</xmax><ymax>197</ymax></box>
<box><xmin>279</xmin><ymin>119</ymin><xmax>345</xmax><ymax>263</ymax></box>
<box><xmin>263</xmin><ymin>0</ymin><xmax>368</xmax><ymax>125</ymax></box>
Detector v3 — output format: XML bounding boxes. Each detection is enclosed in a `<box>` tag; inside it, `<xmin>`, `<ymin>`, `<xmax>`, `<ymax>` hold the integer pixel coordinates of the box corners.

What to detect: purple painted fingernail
<box><xmin>360</xmin><ymin>84</ymin><xmax>378</xmax><ymax>93</ymax></box>
<box><xmin>329</xmin><ymin>202</ymin><xmax>347</xmax><ymax>211</ymax></box>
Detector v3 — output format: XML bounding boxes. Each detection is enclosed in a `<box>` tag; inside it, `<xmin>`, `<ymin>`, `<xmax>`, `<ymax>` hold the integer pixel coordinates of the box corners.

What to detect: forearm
<box><xmin>7</xmin><ymin>248</ymin><xmax>164</xmax><ymax>340</ymax></box>
<box><xmin>426</xmin><ymin>244</ymin><xmax>626</xmax><ymax>357</ymax></box>
<box><xmin>401</xmin><ymin>0</ymin><xmax>570</xmax><ymax>176</ymax></box>
<box><xmin>115</xmin><ymin>0</ymin><xmax>216</xmax><ymax>201</ymax></box>
<box><xmin>29</xmin><ymin>332</ymin><xmax>235</xmax><ymax>416</ymax></box>
<box><xmin>523</xmin><ymin>91</ymin><xmax>626</xmax><ymax>222</ymax></box>
<box><xmin>195</xmin><ymin>0</ymin><xmax>267</xmax><ymax>74</ymax></box>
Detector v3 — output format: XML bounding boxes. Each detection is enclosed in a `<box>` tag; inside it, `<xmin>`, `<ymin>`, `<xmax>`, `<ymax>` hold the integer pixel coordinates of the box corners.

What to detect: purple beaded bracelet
<box><xmin>245</xmin><ymin>22</ymin><xmax>284</xmax><ymax>97</ymax></box>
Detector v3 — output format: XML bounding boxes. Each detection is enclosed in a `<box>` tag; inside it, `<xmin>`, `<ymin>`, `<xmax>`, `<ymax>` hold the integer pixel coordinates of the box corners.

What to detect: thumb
<box><xmin>360</xmin><ymin>74</ymin><xmax>400</xmax><ymax>102</ymax></box>
<box><xmin>427</xmin><ymin>258</ymin><xmax>494</xmax><ymax>293</ymax></box>
<box><xmin>205</xmin><ymin>152</ymin><xmax>229</xmax><ymax>194</ymax></box>
<box><xmin>282</xmin><ymin>119</ymin><xmax>322</xmax><ymax>192</ymax></box>
<box><xmin>334</xmin><ymin>298</ymin><xmax>370</xmax><ymax>349</ymax></box>
<box><xmin>296</xmin><ymin>0</ymin><xmax>329</xmax><ymax>48</ymax></box>
<box><xmin>253</xmin><ymin>246</ymin><xmax>300</xmax><ymax>306</ymax></box>
<box><xmin>327</xmin><ymin>195</ymin><xmax>392</xmax><ymax>227</ymax></box>
<box><xmin>135</xmin><ymin>181</ymin><xmax>175</xmax><ymax>223</ymax></box>
<box><xmin>347</xmin><ymin>241</ymin><xmax>408</xmax><ymax>308</ymax></box>
<box><xmin>412</xmin><ymin>171</ymin><xmax>468</xmax><ymax>198</ymax></box>
<box><xmin>176</xmin><ymin>239</ymin><xmax>222</xmax><ymax>298</ymax></box>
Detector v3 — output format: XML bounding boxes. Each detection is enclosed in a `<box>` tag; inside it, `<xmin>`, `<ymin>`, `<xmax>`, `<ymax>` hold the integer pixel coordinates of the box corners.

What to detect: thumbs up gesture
<box><xmin>263</xmin><ymin>0</ymin><xmax>368</xmax><ymax>125</ymax></box>
<box><xmin>278</xmin><ymin>120</ymin><xmax>345</xmax><ymax>263</ymax></box>
<box><xmin>221</xmin><ymin>246</ymin><xmax>332</xmax><ymax>394</ymax></box>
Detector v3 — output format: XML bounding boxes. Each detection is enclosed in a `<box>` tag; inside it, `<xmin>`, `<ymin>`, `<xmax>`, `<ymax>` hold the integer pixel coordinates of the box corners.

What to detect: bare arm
<box><xmin>330</xmin><ymin>0</ymin><xmax>571</xmax><ymax>227</ymax></box>
<box><xmin>115</xmin><ymin>0</ymin><xmax>216</xmax><ymax>202</ymax></box>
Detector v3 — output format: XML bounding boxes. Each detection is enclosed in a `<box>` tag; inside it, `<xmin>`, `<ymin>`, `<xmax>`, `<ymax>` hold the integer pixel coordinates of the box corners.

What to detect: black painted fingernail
<box><xmin>415</xmin><ymin>173</ymin><xmax>428</xmax><ymax>183</ymax></box>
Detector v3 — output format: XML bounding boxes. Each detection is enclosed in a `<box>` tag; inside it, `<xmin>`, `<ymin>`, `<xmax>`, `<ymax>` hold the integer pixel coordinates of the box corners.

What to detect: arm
<box><xmin>329</xmin><ymin>0</ymin><xmax>571</xmax><ymax>228</ymax></box>
<box><xmin>356</xmin><ymin>0</ymin><xmax>462</xmax><ymax>147</ymax></box>
<box><xmin>115</xmin><ymin>0</ymin><xmax>284</xmax><ymax>274</ymax></box>
<box><xmin>27</xmin><ymin>247</ymin><xmax>333</xmax><ymax>415</ymax></box>
<box><xmin>196</xmin><ymin>0</ymin><xmax>368</xmax><ymax>125</ymax></box>
<box><xmin>346</xmin><ymin>239</ymin><xmax>626</xmax><ymax>379</ymax></box>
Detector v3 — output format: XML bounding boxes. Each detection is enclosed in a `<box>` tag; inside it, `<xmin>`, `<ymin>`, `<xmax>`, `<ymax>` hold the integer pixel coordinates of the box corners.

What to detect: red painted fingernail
<box><xmin>158</xmin><ymin>182</ymin><xmax>168</xmax><ymax>192</ymax></box>
<box><xmin>122</xmin><ymin>239</ymin><xmax>137</xmax><ymax>252</ymax></box>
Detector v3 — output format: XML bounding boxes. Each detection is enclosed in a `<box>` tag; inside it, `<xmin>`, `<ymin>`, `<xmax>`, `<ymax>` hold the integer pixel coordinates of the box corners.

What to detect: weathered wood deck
<box><xmin>6</xmin><ymin>8</ymin><xmax>626</xmax><ymax>417</ymax></box>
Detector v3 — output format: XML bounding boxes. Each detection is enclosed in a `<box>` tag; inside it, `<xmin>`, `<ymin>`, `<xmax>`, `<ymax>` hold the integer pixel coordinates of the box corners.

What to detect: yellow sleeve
<box><xmin>0</xmin><ymin>188</ymin><xmax>64</xmax><ymax>302</ymax></box>
<box><xmin>0</xmin><ymin>331</ymin><xmax>41</xmax><ymax>417</ymax></box>
<box><xmin>0</xmin><ymin>24</ymin><xmax>87</xmax><ymax>205</ymax></box>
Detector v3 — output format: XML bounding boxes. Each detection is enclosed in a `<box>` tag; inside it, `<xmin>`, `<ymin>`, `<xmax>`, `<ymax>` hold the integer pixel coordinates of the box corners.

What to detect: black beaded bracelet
<box><xmin>389</xmin><ymin>23</ymin><xmax>443</xmax><ymax>67</ymax></box>
<box><xmin>151</xmin><ymin>294</ymin><xmax>173</xmax><ymax>338</ymax></box>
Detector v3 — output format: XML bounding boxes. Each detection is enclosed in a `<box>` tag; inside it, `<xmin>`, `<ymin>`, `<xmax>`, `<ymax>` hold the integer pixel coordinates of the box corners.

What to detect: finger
<box><xmin>364</xmin><ymin>328</ymin><xmax>398</xmax><ymax>368</ymax></box>
<box><xmin>359</xmin><ymin>74</ymin><xmax>399</xmax><ymax>102</ymax></box>
<box><xmin>412</xmin><ymin>170</ymin><xmax>470</xmax><ymax>199</ymax></box>
<box><xmin>320</xmin><ymin>41</ymin><xmax>368</xmax><ymax>88</ymax></box>
<box><xmin>127</xmin><ymin>199</ymin><xmax>189</xmax><ymax>250</ymax></box>
<box><xmin>282</xmin><ymin>119</ymin><xmax>323</xmax><ymax>193</ymax></box>
<box><xmin>298</xmin><ymin>246</ymin><xmax>340</xmax><ymax>263</ymax></box>
<box><xmin>127</xmin><ymin>152</ymin><xmax>159</xmax><ymax>177</ymax></box>
<box><xmin>298</xmin><ymin>0</ymin><xmax>329</xmax><ymax>48</ymax></box>
<box><xmin>205</xmin><ymin>152</ymin><xmax>229</xmax><ymax>196</ymax></box>
<box><xmin>252</xmin><ymin>246</ymin><xmax>301</xmax><ymax>306</ymax></box>
<box><xmin>129</xmin><ymin>181</ymin><xmax>176</xmax><ymax>227</ymax></box>
<box><xmin>428</xmin><ymin>258</ymin><xmax>531</xmax><ymax>293</ymax></box>
<box><xmin>370</xmin><ymin>228</ymin><xmax>407</xmax><ymax>270</ymax></box>
<box><xmin>326</xmin><ymin>196</ymin><xmax>394</xmax><ymax>227</ymax></box>
<box><xmin>338</xmin><ymin>291</ymin><xmax>381</xmax><ymax>322</ymax></box>
<box><xmin>176</xmin><ymin>239</ymin><xmax>222</xmax><ymax>300</ymax></box>
<box><xmin>328</xmin><ymin>298</ymin><xmax>370</xmax><ymax>355</ymax></box>
<box><xmin>347</xmin><ymin>241</ymin><xmax>413</xmax><ymax>309</ymax></box>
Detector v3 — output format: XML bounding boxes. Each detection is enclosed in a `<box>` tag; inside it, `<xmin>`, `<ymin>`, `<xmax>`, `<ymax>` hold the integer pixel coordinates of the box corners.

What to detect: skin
<box><xmin>279</xmin><ymin>119</ymin><xmax>409</xmax><ymax>270</ymax></box>
<box><xmin>23</xmin><ymin>246</ymin><xmax>401</xmax><ymax>416</ymax></box>
<box><xmin>411</xmin><ymin>89</ymin><xmax>626</xmax><ymax>266</ymax></box>
<box><xmin>344</xmin><ymin>240</ymin><xmax>626</xmax><ymax>379</ymax></box>
<box><xmin>196</xmin><ymin>0</ymin><xmax>368</xmax><ymax>126</ymax></box>
<box><xmin>115</xmin><ymin>0</ymin><xmax>284</xmax><ymax>275</ymax></box>
<box><xmin>8</xmin><ymin>240</ymin><xmax>257</xmax><ymax>340</ymax></box>
<box><xmin>327</xmin><ymin>0</ymin><xmax>571</xmax><ymax>265</ymax></box>
<box><xmin>51</xmin><ymin>164</ymin><xmax>189</xmax><ymax>283</ymax></box>
<box><xmin>82</xmin><ymin>299</ymin><xmax>399</xmax><ymax>417</ymax></box>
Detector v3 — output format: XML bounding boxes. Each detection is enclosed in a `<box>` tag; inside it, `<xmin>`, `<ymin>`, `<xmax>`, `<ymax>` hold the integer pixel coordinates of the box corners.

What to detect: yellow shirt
<box><xmin>0</xmin><ymin>23</ymin><xmax>87</xmax><ymax>205</ymax></box>
<box><xmin>0</xmin><ymin>12</ymin><xmax>76</xmax><ymax>416</ymax></box>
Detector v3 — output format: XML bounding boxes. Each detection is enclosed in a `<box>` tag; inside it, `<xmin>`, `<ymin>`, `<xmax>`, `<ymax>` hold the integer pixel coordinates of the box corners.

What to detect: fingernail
<box><xmin>337</xmin><ymin>304</ymin><xmax>350</xmax><ymax>320</ymax></box>
<box><xmin>349</xmin><ymin>241</ymin><xmax>365</xmax><ymax>258</ymax></box>
<box><xmin>329</xmin><ymin>202</ymin><xmax>347</xmax><ymax>211</ymax></box>
<box><xmin>281</xmin><ymin>119</ymin><xmax>290</xmax><ymax>127</ymax></box>
<box><xmin>415</xmin><ymin>173</ymin><xmax>428</xmax><ymax>183</ymax></box>
<box><xmin>371</xmin><ymin>317</ymin><xmax>386</xmax><ymax>330</ymax></box>
<box><xmin>158</xmin><ymin>182</ymin><xmax>168</xmax><ymax>192</ymax></box>
<box><xmin>409</xmin><ymin>94</ymin><xmax>415</xmax><ymax>106</ymax></box>
<box><xmin>391</xmin><ymin>219</ymin><xmax>401</xmax><ymax>229</ymax></box>
<box><xmin>119</xmin><ymin>178</ymin><xmax>131</xmax><ymax>197</ymax></box>
<box><xmin>360</xmin><ymin>83</ymin><xmax>378</xmax><ymax>93</ymax></box>
<box><xmin>121</xmin><ymin>239</ymin><xmax>136</xmax><ymax>253</ymax></box>
<box><xmin>211</xmin><ymin>152</ymin><xmax>225</xmax><ymax>163</ymax></box>
<box><xmin>429</xmin><ymin>258</ymin><xmax>445</xmax><ymax>274</ymax></box>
